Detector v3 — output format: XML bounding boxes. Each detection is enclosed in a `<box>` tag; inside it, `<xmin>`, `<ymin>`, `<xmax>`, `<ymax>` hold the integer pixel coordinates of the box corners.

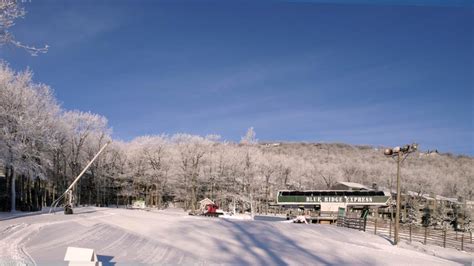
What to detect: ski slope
<box><xmin>0</xmin><ymin>207</ymin><xmax>471</xmax><ymax>265</ymax></box>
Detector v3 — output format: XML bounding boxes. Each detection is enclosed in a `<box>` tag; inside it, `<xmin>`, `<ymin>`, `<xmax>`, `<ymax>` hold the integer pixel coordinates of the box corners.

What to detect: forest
<box><xmin>0</xmin><ymin>63</ymin><xmax>473</xmax><ymax>215</ymax></box>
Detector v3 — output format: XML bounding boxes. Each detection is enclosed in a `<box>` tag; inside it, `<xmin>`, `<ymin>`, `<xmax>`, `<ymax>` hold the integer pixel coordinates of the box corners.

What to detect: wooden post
<box><xmin>395</xmin><ymin>152</ymin><xmax>401</xmax><ymax>245</ymax></box>
<box><xmin>424</xmin><ymin>227</ymin><xmax>428</xmax><ymax>245</ymax></box>
<box><xmin>455</xmin><ymin>231</ymin><xmax>458</xmax><ymax>241</ymax></box>
<box><xmin>409</xmin><ymin>224</ymin><xmax>412</xmax><ymax>243</ymax></box>
<box><xmin>443</xmin><ymin>229</ymin><xmax>446</xmax><ymax>248</ymax></box>
<box><xmin>461</xmin><ymin>232</ymin><xmax>464</xmax><ymax>251</ymax></box>
<box><xmin>471</xmin><ymin>231</ymin><xmax>472</xmax><ymax>244</ymax></box>
<box><xmin>374</xmin><ymin>219</ymin><xmax>378</xmax><ymax>235</ymax></box>
<box><xmin>389</xmin><ymin>220</ymin><xmax>392</xmax><ymax>238</ymax></box>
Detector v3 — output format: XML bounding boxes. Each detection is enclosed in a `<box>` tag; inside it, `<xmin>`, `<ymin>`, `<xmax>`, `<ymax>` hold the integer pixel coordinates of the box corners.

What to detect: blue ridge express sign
<box><xmin>306</xmin><ymin>196</ymin><xmax>375</xmax><ymax>203</ymax></box>
<box><xmin>277</xmin><ymin>190</ymin><xmax>390</xmax><ymax>206</ymax></box>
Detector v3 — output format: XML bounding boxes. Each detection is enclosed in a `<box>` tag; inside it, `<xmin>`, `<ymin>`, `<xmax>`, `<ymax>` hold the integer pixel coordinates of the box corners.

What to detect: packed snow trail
<box><xmin>0</xmin><ymin>207</ymin><xmax>471</xmax><ymax>265</ymax></box>
<box><xmin>0</xmin><ymin>222</ymin><xmax>34</xmax><ymax>265</ymax></box>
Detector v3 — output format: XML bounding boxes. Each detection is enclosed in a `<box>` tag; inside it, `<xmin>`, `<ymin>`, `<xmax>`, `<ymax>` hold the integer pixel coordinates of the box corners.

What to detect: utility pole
<box><xmin>395</xmin><ymin>151</ymin><xmax>401</xmax><ymax>245</ymax></box>
<box><xmin>384</xmin><ymin>143</ymin><xmax>418</xmax><ymax>245</ymax></box>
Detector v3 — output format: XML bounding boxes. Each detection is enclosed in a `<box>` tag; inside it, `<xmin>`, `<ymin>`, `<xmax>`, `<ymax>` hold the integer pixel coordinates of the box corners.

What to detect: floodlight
<box><xmin>401</xmin><ymin>145</ymin><xmax>409</xmax><ymax>152</ymax></box>
<box><xmin>384</xmin><ymin>148</ymin><xmax>393</xmax><ymax>156</ymax></box>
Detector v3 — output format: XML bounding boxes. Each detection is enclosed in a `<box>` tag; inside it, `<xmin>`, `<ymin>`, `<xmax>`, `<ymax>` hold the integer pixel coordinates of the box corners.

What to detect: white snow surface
<box><xmin>219</xmin><ymin>213</ymin><xmax>253</xmax><ymax>220</ymax></box>
<box><xmin>0</xmin><ymin>207</ymin><xmax>472</xmax><ymax>265</ymax></box>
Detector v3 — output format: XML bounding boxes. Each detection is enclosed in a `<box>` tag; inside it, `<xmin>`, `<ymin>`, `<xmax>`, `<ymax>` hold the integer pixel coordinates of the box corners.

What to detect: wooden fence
<box><xmin>364</xmin><ymin>219</ymin><xmax>473</xmax><ymax>252</ymax></box>
<box><xmin>336</xmin><ymin>216</ymin><xmax>367</xmax><ymax>231</ymax></box>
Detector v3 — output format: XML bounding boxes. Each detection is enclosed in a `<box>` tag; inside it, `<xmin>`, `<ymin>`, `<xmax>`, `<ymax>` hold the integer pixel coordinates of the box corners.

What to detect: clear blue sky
<box><xmin>1</xmin><ymin>0</ymin><xmax>473</xmax><ymax>155</ymax></box>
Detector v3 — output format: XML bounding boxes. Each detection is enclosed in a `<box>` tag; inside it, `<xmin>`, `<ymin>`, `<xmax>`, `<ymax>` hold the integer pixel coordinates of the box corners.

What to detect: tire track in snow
<box><xmin>0</xmin><ymin>223</ymin><xmax>38</xmax><ymax>266</ymax></box>
<box><xmin>0</xmin><ymin>211</ymin><xmax>116</xmax><ymax>265</ymax></box>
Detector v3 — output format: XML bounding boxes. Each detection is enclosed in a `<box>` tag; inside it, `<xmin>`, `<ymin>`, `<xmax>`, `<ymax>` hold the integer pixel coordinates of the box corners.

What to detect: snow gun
<box><xmin>49</xmin><ymin>142</ymin><xmax>110</xmax><ymax>215</ymax></box>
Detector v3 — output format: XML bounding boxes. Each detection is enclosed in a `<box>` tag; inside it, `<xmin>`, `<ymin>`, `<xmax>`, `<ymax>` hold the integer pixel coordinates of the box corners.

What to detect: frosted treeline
<box><xmin>0</xmin><ymin>63</ymin><xmax>473</xmax><ymax>212</ymax></box>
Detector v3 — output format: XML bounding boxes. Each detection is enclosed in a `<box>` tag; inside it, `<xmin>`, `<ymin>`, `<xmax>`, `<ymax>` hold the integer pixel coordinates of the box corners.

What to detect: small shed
<box><xmin>199</xmin><ymin>198</ymin><xmax>215</xmax><ymax>212</ymax></box>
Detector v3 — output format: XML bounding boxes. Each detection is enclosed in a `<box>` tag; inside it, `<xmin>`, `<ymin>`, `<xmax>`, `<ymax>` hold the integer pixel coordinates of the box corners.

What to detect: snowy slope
<box><xmin>0</xmin><ymin>207</ymin><xmax>471</xmax><ymax>265</ymax></box>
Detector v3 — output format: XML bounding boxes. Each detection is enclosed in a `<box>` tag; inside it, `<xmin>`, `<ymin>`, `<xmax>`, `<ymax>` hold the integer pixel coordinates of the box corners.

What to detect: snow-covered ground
<box><xmin>0</xmin><ymin>207</ymin><xmax>472</xmax><ymax>265</ymax></box>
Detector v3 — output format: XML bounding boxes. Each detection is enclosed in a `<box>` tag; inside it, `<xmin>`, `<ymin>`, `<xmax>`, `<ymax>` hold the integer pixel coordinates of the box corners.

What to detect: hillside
<box><xmin>257</xmin><ymin>142</ymin><xmax>473</xmax><ymax>199</ymax></box>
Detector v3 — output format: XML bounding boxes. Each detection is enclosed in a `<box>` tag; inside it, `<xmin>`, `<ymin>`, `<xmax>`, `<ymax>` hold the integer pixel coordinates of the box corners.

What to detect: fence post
<box><xmin>374</xmin><ymin>219</ymin><xmax>377</xmax><ymax>235</ymax></box>
<box><xmin>424</xmin><ymin>227</ymin><xmax>428</xmax><ymax>245</ymax></box>
<box><xmin>443</xmin><ymin>229</ymin><xmax>446</xmax><ymax>248</ymax></box>
<box><xmin>409</xmin><ymin>224</ymin><xmax>412</xmax><ymax>243</ymax></box>
<box><xmin>461</xmin><ymin>232</ymin><xmax>464</xmax><ymax>251</ymax></box>
<box><xmin>471</xmin><ymin>231</ymin><xmax>472</xmax><ymax>244</ymax></box>
<box><xmin>389</xmin><ymin>220</ymin><xmax>392</xmax><ymax>238</ymax></box>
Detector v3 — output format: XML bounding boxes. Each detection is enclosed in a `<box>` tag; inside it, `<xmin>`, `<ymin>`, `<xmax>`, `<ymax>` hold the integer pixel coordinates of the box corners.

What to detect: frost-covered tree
<box><xmin>0</xmin><ymin>63</ymin><xmax>59</xmax><ymax>211</ymax></box>
<box><xmin>240</xmin><ymin>127</ymin><xmax>257</xmax><ymax>145</ymax></box>
<box><xmin>125</xmin><ymin>135</ymin><xmax>170</xmax><ymax>208</ymax></box>
<box><xmin>172</xmin><ymin>134</ymin><xmax>214</xmax><ymax>212</ymax></box>
<box><xmin>59</xmin><ymin>110</ymin><xmax>110</xmax><ymax>205</ymax></box>
<box><xmin>0</xmin><ymin>0</ymin><xmax>48</xmax><ymax>55</ymax></box>
<box><xmin>1</xmin><ymin>62</ymin><xmax>473</xmax><ymax>216</ymax></box>
<box><xmin>257</xmin><ymin>153</ymin><xmax>276</xmax><ymax>214</ymax></box>
<box><xmin>431</xmin><ymin>201</ymin><xmax>452</xmax><ymax>229</ymax></box>
<box><xmin>405</xmin><ymin>196</ymin><xmax>422</xmax><ymax>224</ymax></box>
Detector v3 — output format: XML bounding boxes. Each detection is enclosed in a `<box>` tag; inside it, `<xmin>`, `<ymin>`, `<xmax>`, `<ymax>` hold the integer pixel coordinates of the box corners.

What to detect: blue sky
<box><xmin>1</xmin><ymin>0</ymin><xmax>473</xmax><ymax>155</ymax></box>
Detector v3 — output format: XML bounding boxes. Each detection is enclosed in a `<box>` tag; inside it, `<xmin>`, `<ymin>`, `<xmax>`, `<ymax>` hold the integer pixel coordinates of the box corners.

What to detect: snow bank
<box><xmin>0</xmin><ymin>207</ymin><xmax>469</xmax><ymax>265</ymax></box>
<box><xmin>398</xmin><ymin>241</ymin><xmax>473</xmax><ymax>265</ymax></box>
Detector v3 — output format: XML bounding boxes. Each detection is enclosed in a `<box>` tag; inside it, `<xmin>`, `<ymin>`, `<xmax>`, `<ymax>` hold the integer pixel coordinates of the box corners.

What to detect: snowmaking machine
<box><xmin>50</xmin><ymin>142</ymin><xmax>110</xmax><ymax>215</ymax></box>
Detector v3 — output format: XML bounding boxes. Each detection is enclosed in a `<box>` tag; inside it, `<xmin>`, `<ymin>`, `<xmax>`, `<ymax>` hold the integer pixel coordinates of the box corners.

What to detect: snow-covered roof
<box><xmin>336</xmin><ymin>182</ymin><xmax>369</xmax><ymax>190</ymax></box>
<box><xmin>421</xmin><ymin>194</ymin><xmax>435</xmax><ymax>201</ymax></box>
<box><xmin>379</xmin><ymin>187</ymin><xmax>463</xmax><ymax>204</ymax></box>
<box><xmin>445</xmin><ymin>197</ymin><xmax>458</xmax><ymax>203</ymax></box>
<box><xmin>405</xmin><ymin>191</ymin><xmax>434</xmax><ymax>200</ymax></box>
<box><xmin>199</xmin><ymin>198</ymin><xmax>214</xmax><ymax>204</ymax></box>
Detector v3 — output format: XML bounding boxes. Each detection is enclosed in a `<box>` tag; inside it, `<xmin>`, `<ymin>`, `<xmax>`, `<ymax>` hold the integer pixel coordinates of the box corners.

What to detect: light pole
<box><xmin>384</xmin><ymin>143</ymin><xmax>418</xmax><ymax>245</ymax></box>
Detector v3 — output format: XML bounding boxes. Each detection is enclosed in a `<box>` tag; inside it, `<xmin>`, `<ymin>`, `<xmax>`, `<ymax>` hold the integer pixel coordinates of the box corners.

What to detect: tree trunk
<box><xmin>250</xmin><ymin>190</ymin><xmax>255</xmax><ymax>219</ymax></box>
<box><xmin>27</xmin><ymin>177</ymin><xmax>32</xmax><ymax>210</ymax></box>
<box><xmin>191</xmin><ymin>173</ymin><xmax>197</xmax><ymax>212</ymax></box>
<box><xmin>10</xmin><ymin>166</ymin><xmax>16</xmax><ymax>212</ymax></box>
<box><xmin>265</xmin><ymin>175</ymin><xmax>270</xmax><ymax>215</ymax></box>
